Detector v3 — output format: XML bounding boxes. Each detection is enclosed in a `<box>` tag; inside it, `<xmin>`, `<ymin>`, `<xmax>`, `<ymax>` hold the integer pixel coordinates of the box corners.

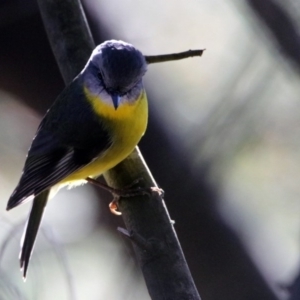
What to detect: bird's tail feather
<box><xmin>20</xmin><ymin>189</ymin><xmax>49</xmax><ymax>279</ymax></box>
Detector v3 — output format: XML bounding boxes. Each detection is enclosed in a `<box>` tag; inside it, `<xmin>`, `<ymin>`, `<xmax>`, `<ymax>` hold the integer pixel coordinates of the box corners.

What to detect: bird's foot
<box><xmin>109</xmin><ymin>185</ymin><xmax>164</xmax><ymax>215</ymax></box>
<box><xmin>86</xmin><ymin>177</ymin><xmax>164</xmax><ymax>215</ymax></box>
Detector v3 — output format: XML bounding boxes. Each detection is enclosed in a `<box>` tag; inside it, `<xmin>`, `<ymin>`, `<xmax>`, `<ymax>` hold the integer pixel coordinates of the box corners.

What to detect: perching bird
<box><xmin>6</xmin><ymin>40</ymin><xmax>148</xmax><ymax>279</ymax></box>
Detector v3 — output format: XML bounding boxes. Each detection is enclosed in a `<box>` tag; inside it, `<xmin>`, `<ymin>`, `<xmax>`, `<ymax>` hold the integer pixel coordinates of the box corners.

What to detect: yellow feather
<box><xmin>60</xmin><ymin>86</ymin><xmax>148</xmax><ymax>185</ymax></box>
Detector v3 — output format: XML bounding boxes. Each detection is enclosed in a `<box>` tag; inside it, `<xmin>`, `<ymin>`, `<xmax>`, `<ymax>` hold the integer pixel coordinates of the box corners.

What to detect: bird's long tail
<box><xmin>20</xmin><ymin>189</ymin><xmax>49</xmax><ymax>279</ymax></box>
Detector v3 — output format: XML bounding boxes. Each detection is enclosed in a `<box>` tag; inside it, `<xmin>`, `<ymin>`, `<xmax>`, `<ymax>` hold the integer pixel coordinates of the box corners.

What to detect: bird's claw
<box><xmin>109</xmin><ymin>197</ymin><xmax>122</xmax><ymax>215</ymax></box>
<box><xmin>86</xmin><ymin>177</ymin><xmax>164</xmax><ymax>215</ymax></box>
<box><xmin>108</xmin><ymin>186</ymin><xmax>164</xmax><ymax>215</ymax></box>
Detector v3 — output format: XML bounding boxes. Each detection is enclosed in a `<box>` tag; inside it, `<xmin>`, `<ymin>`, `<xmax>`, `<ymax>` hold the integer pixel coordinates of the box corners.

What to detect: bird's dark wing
<box><xmin>7</xmin><ymin>79</ymin><xmax>112</xmax><ymax>210</ymax></box>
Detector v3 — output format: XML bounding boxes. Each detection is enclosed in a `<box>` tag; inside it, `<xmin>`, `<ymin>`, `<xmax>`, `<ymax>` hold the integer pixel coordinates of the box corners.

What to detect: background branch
<box><xmin>247</xmin><ymin>0</ymin><xmax>300</xmax><ymax>73</ymax></box>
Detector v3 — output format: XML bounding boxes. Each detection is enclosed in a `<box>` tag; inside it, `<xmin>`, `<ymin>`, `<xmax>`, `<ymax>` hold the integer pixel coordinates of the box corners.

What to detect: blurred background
<box><xmin>0</xmin><ymin>0</ymin><xmax>300</xmax><ymax>299</ymax></box>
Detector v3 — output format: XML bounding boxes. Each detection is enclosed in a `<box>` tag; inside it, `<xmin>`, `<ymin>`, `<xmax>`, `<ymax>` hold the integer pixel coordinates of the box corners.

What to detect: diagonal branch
<box><xmin>37</xmin><ymin>0</ymin><xmax>202</xmax><ymax>299</ymax></box>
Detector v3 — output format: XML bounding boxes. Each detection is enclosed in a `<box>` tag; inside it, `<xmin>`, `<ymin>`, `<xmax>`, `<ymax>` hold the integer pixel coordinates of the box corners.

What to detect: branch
<box><xmin>38</xmin><ymin>0</ymin><xmax>94</xmax><ymax>84</ymax></box>
<box><xmin>247</xmin><ymin>0</ymin><xmax>300</xmax><ymax>73</ymax></box>
<box><xmin>37</xmin><ymin>0</ymin><xmax>201</xmax><ymax>299</ymax></box>
<box><xmin>145</xmin><ymin>49</ymin><xmax>205</xmax><ymax>64</ymax></box>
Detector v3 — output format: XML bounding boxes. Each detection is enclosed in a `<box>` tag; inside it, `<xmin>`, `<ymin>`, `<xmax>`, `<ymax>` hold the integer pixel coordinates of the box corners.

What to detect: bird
<box><xmin>6</xmin><ymin>40</ymin><xmax>148</xmax><ymax>279</ymax></box>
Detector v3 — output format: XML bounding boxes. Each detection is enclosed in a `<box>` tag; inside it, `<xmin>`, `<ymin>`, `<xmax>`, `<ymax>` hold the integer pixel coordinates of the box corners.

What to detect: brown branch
<box><xmin>117</xmin><ymin>227</ymin><xmax>153</xmax><ymax>251</ymax></box>
<box><xmin>145</xmin><ymin>49</ymin><xmax>205</xmax><ymax>64</ymax></box>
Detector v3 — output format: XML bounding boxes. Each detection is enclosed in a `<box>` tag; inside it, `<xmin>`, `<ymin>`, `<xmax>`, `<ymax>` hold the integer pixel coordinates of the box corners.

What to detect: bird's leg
<box><xmin>86</xmin><ymin>177</ymin><xmax>128</xmax><ymax>195</ymax></box>
<box><xmin>86</xmin><ymin>177</ymin><xmax>164</xmax><ymax>215</ymax></box>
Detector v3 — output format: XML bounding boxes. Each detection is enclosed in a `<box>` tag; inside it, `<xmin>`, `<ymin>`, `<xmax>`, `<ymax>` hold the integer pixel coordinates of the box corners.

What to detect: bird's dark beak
<box><xmin>111</xmin><ymin>94</ymin><xmax>121</xmax><ymax>110</ymax></box>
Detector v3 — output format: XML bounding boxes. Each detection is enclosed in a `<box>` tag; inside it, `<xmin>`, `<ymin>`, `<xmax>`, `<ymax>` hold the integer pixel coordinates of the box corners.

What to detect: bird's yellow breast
<box><xmin>61</xmin><ymin>86</ymin><xmax>148</xmax><ymax>185</ymax></box>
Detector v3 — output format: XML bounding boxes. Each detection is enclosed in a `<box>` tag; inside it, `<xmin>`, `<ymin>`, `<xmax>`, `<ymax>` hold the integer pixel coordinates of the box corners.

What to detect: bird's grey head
<box><xmin>90</xmin><ymin>40</ymin><xmax>147</xmax><ymax>103</ymax></box>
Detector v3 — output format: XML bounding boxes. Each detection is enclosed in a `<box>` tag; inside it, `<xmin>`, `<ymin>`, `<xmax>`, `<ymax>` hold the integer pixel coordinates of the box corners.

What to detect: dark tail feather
<box><xmin>20</xmin><ymin>189</ymin><xmax>49</xmax><ymax>279</ymax></box>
